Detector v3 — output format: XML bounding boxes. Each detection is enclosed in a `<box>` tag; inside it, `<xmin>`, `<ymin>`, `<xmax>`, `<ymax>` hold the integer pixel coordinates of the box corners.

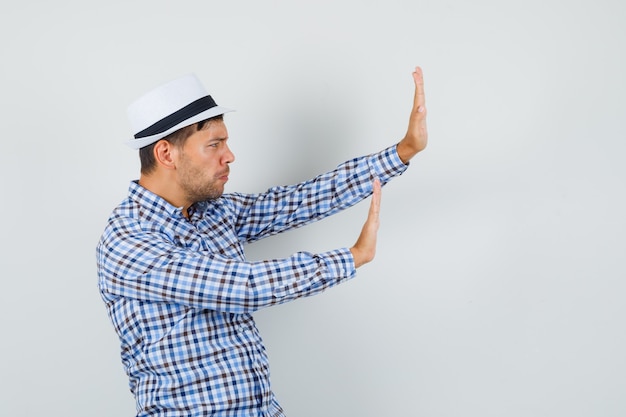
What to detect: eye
<box><xmin>207</xmin><ymin>138</ymin><xmax>227</xmax><ymax>149</ymax></box>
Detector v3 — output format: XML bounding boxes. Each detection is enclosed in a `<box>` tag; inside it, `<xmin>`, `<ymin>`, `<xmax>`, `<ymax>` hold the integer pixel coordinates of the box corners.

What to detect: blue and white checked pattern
<box><xmin>96</xmin><ymin>145</ymin><xmax>407</xmax><ymax>416</ymax></box>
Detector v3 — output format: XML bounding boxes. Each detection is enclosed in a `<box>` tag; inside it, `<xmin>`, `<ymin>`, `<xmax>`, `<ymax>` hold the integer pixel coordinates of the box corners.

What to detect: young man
<box><xmin>97</xmin><ymin>67</ymin><xmax>428</xmax><ymax>416</ymax></box>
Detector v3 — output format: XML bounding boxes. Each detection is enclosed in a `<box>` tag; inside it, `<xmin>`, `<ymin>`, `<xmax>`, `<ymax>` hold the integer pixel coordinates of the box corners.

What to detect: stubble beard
<box><xmin>178</xmin><ymin>160</ymin><xmax>225</xmax><ymax>203</ymax></box>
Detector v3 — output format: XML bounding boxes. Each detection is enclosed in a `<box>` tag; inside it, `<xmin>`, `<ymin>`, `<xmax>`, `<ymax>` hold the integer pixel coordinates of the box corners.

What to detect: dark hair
<box><xmin>139</xmin><ymin>114</ymin><xmax>224</xmax><ymax>175</ymax></box>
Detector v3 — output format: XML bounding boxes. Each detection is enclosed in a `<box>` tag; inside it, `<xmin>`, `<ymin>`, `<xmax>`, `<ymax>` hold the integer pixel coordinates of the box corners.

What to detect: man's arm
<box><xmin>228</xmin><ymin>145</ymin><xmax>407</xmax><ymax>244</ymax></box>
<box><xmin>397</xmin><ymin>66</ymin><xmax>428</xmax><ymax>163</ymax></box>
<box><xmin>227</xmin><ymin>67</ymin><xmax>427</xmax><ymax>245</ymax></box>
<box><xmin>97</xmin><ymin>217</ymin><xmax>357</xmax><ymax>314</ymax></box>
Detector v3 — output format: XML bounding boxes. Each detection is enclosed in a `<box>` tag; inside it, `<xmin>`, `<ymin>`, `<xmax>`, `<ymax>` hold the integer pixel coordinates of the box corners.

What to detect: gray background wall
<box><xmin>1</xmin><ymin>1</ymin><xmax>624</xmax><ymax>416</ymax></box>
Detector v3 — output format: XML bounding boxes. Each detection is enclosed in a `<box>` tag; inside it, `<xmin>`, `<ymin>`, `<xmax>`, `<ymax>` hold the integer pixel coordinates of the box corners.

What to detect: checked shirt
<box><xmin>96</xmin><ymin>145</ymin><xmax>407</xmax><ymax>416</ymax></box>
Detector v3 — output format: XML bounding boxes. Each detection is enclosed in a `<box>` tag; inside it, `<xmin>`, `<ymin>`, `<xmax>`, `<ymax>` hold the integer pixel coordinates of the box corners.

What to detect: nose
<box><xmin>223</xmin><ymin>144</ymin><xmax>235</xmax><ymax>164</ymax></box>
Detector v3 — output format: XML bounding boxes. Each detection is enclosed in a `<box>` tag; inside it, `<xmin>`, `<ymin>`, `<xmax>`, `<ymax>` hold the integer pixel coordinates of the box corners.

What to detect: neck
<box><xmin>139</xmin><ymin>174</ymin><xmax>191</xmax><ymax>218</ymax></box>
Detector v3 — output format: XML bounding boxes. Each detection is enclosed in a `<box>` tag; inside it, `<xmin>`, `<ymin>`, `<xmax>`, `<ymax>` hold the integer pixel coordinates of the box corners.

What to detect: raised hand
<box><xmin>350</xmin><ymin>178</ymin><xmax>382</xmax><ymax>268</ymax></box>
<box><xmin>397</xmin><ymin>66</ymin><xmax>428</xmax><ymax>163</ymax></box>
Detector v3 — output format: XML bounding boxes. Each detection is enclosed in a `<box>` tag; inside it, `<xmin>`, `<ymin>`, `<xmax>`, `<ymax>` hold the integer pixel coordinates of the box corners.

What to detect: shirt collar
<box><xmin>127</xmin><ymin>180</ymin><xmax>185</xmax><ymax>218</ymax></box>
<box><xmin>127</xmin><ymin>181</ymin><xmax>211</xmax><ymax>221</ymax></box>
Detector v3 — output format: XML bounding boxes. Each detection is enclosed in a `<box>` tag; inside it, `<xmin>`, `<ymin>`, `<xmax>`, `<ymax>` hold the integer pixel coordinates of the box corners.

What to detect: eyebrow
<box><xmin>208</xmin><ymin>137</ymin><xmax>229</xmax><ymax>143</ymax></box>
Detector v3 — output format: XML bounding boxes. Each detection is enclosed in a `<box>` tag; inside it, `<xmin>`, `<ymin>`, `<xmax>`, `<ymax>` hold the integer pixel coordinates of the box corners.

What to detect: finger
<box><xmin>412</xmin><ymin>66</ymin><xmax>426</xmax><ymax>112</ymax></box>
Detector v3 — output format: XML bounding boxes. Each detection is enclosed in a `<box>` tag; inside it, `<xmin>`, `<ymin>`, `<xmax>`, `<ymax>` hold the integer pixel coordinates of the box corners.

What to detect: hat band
<box><xmin>134</xmin><ymin>95</ymin><xmax>218</xmax><ymax>139</ymax></box>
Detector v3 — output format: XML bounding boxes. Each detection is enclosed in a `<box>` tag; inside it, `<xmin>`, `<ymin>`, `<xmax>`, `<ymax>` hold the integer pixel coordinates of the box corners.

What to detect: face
<box><xmin>175</xmin><ymin>120</ymin><xmax>235</xmax><ymax>203</ymax></box>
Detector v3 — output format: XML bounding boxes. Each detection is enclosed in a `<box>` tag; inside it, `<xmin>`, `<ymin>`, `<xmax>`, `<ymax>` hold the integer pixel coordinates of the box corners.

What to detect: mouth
<box><xmin>217</xmin><ymin>170</ymin><xmax>230</xmax><ymax>181</ymax></box>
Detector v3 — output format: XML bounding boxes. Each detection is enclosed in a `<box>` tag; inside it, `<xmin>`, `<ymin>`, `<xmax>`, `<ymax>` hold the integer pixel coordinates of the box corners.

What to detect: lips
<box><xmin>217</xmin><ymin>169</ymin><xmax>230</xmax><ymax>181</ymax></box>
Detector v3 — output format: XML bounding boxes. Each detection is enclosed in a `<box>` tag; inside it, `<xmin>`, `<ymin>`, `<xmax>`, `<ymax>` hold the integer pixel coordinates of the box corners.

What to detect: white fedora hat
<box><xmin>125</xmin><ymin>73</ymin><xmax>234</xmax><ymax>149</ymax></box>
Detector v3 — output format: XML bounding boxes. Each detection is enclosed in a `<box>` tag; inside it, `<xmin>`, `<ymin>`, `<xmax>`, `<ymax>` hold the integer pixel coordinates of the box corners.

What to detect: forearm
<box><xmin>396</xmin><ymin>138</ymin><xmax>423</xmax><ymax>164</ymax></box>
<box><xmin>231</xmin><ymin>145</ymin><xmax>407</xmax><ymax>243</ymax></box>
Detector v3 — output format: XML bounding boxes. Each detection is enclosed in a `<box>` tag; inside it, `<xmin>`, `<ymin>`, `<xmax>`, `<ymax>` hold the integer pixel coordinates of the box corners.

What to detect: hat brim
<box><xmin>125</xmin><ymin>106</ymin><xmax>235</xmax><ymax>149</ymax></box>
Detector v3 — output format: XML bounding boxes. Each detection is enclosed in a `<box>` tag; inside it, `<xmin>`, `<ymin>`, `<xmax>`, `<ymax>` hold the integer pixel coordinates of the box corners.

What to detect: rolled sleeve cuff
<box><xmin>372</xmin><ymin>145</ymin><xmax>409</xmax><ymax>183</ymax></box>
<box><xmin>320</xmin><ymin>247</ymin><xmax>356</xmax><ymax>283</ymax></box>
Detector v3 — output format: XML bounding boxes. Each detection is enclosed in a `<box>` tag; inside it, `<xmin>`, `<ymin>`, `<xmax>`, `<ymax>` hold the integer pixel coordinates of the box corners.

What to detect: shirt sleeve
<box><xmin>97</xmin><ymin>218</ymin><xmax>356</xmax><ymax>314</ymax></box>
<box><xmin>227</xmin><ymin>145</ymin><xmax>408</xmax><ymax>243</ymax></box>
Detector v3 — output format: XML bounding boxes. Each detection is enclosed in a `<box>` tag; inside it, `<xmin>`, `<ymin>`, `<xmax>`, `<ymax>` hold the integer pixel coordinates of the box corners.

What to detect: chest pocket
<box><xmin>195</xmin><ymin>215</ymin><xmax>246</xmax><ymax>260</ymax></box>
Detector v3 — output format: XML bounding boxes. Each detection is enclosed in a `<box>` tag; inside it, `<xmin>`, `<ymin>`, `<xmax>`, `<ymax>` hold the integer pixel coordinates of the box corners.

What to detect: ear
<box><xmin>153</xmin><ymin>140</ymin><xmax>178</xmax><ymax>170</ymax></box>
